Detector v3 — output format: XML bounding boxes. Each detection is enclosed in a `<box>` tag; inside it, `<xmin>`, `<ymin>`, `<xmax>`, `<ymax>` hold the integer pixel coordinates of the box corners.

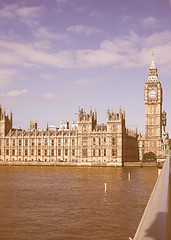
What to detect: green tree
<box><xmin>143</xmin><ymin>152</ymin><xmax>157</xmax><ymax>162</ymax></box>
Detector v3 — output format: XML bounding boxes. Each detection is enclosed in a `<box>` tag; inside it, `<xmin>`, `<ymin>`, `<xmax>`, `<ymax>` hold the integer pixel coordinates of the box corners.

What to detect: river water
<box><xmin>0</xmin><ymin>166</ymin><xmax>158</xmax><ymax>240</ymax></box>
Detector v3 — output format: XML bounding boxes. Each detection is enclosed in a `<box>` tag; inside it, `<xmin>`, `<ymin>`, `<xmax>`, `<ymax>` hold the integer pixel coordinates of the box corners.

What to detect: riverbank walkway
<box><xmin>132</xmin><ymin>154</ymin><xmax>171</xmax><ymax>240</ymax></box>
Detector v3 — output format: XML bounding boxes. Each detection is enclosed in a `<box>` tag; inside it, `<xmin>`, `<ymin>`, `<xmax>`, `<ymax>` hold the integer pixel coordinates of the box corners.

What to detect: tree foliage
<box><xmin>143</xmin><ymin>151</ymin><xmax>157</xmax><ymax>162</ymax></box>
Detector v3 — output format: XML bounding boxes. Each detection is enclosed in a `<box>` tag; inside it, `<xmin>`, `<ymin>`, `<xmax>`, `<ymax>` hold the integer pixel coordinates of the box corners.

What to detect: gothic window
<box><xmin>104</xmin><ymin>149</ymin><xmax>106</xmax><ymax>156</ymax></box>
<box><xmin>82</xmin><ymin>149</ymin><xmax>87</xmax><ymax>157</ymax></box>
<box><xmin>72</xmin><ymin>149</ymin><xmax>75</xmax><ymax>156</ymax></box>
<box><xmin>12</xmin><ymin>149</ymin><xmax>15</xmax><ymax>156</ymax></box>
<box><xmin>83</xmin><ymin>125</ymin><xmax>86</xmax><ymax>131</ymax></box>
<box><xmin>72</xmin><ymin>139</ymin><xmax>75</xmax><ymax>146</ymax></box>
<box><xmin>18</xmin><ymin>139</ymin><xmax>22</xmax><ymax>146</ymax></box>
<box><xmin>6</xmin><ymin>139</ymin><xmax>9</xmax><ymax>147</ymax></box>
<box><xmin>51</xmin><ymin>149</ymin><xmax>54</xmax><ymax>156</ymax></box>
<box><xmin>99</xmin><ymin>138</ymin><xmax>101</xmax><ymax>145</ymax></box>
<box><xmin>6</xmin><ymin>149</ymin><xmax>9</xmax><ymax>155</ymax></box>
<box><xmin>12</xmin><ymin>139</ymin><xmax>15</xmax><ymax>147</ymax></box>
<box><xmin>104</xmin><ymin>137</ymin><xmax>106</xmax><ymax>144</ymax></box>
<box><xmin>93</xmin><ymin>138</ymin><xmax>95</xmax><ymax>145</ymax></box>
<box><xmin>58</xmin><ymin>149</ymin><xmax>61</xmax><ymax>156</ymax></box>
<box><xmin>31</xmin><ymin>149</ymin><xmax>34</xmax><ymax>156</ymax></box>
<box><xmin>18</xmin><ymin>149</ymin><xmax>21</xmax><ymax>156</ymax></box>
<box><xmin>58</xmin><ymin>138</ymin><xmax>61</xmax><ymax>146</ymax></box>
<box><xmin>44</xmin><ymin>149</ymin><xmax>47</xmax><ymax>156</ymax></box>
<box><xmin>65</xmin><ymin>149</ymin><xmax>68</xmax><ymax>156</ymax></box>
<box><xmin>51</xmin><ymin>139</ymin><xmax>54</xmax><ymax>146</ymax></box>
<box><xmin>38</xmin><ymin>139</ymin><xmax>41</xmax><ymax>146</ymax></box>
<box><xmin>25</xmin><ymin>149</ymin><xmax>28</xmax><ymax>156</ymax></box>
<box><xmin>93</xmin><ymin>149</ymin><xmax>95</xmax><ymax>156</ymax></box>
<box><xmin>112</xmin><ymin>149</ymin><xmax>117</xmax><ymax>157</ymax></box>
<box><xmin>65</xmin><ymin>139</ymin><xmax>68</xmax><ymax>146</ymax></box>
<box><xmin>112</xmin><ymin>137</ymin><xmax>117</xmax><ymax>146</ymax></box>
<box><xmin>31</xmin><ymin>139</ymin><xmax>34</xmax><ymax>147</ymax></box>
<box><xmin>82</xmin><ymin>137</ymin><xmax>87</xmax><ymax>146</ymax></box>
<box><xmin>44</xmin><ymin>138</ymin><xmax>48</xmax><ymax>146</ymax></box>
<box><xmin>38</xmin><ymin>149</ymin><xmax>41</xmax><ymax>156</ymax></box>
<box><xmin>25</xmin><ymin>139</ymin><xmax>28</xmax><ymax>146</ymax></box>
<box><xmin>99</xmin><ymin>149</ymin><xmax>101</xmax><ymax>156</ymax></box>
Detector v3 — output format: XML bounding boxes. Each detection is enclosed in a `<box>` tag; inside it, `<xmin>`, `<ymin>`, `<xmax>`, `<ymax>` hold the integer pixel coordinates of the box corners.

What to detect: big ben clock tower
<box><xmin>144</xmin><ymin>52</ymin><xmax>163</xmax><ymax>157</ymax></box>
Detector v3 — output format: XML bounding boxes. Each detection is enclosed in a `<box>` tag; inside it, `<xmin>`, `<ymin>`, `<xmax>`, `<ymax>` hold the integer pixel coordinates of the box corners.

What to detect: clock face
<box><xmin>148</xmin><ymin>89</ymin><xmax>157</xmax><ymax>99</ymax></box>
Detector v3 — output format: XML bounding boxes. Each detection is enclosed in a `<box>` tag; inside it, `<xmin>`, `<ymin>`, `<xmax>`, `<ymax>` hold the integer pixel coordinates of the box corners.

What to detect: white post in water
<box><xmin>128</xmin><ymin>172</ymin><xmax>131</xmax><ymax>181</ymax></box>
<box><xmin>104</xmin><ymin>183</ymin><xmax>107</xmax><ymax>192</ymax></box>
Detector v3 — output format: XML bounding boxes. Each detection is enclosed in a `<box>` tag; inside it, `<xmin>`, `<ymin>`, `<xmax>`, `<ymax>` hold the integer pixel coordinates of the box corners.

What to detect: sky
<box><xmin>0</xmin><ymin>0</ymin><xmax>171</xmax><ymax>135</ymax></box>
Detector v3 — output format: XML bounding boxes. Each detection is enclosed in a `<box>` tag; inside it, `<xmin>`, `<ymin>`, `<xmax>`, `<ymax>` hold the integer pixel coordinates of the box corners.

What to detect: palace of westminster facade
<box><xmin>0</xmin><ymin>54</ymin><xmax>169</xmax><ymax>166</ymax></box>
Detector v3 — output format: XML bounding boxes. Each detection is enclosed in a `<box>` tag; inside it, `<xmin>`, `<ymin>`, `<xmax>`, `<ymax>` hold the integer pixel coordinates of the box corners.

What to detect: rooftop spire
<box><xmin>148</xmin><ymin>51</ymin><xmax>158</xmax><ymax>77</ymax></box>
<box><xmin>150</xmin><ymin>51</ymin><xmax>157</xmax><ymax>69</ymax></box>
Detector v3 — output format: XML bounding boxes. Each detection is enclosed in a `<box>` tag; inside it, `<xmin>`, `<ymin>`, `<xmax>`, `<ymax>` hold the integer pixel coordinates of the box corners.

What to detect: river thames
<box><xmin>0</xmin><ymin>166</ymin><xmax>158</xmax><ymax>240</ymax></box>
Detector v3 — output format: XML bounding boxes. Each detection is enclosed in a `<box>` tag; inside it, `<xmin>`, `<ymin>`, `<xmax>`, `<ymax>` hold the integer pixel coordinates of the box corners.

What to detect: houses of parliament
<box><xmin>0</xmin><ymin>54</ymin><xmax>169</xmax><ymax>166</ymax></box>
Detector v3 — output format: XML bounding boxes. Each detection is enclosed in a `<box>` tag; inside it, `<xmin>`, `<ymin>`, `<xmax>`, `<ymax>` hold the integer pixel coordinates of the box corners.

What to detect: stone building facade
<box><xmin>0</xmin><ymin>54</ymin><xmax>167</xmax><ymax>165</ymax></box>
<box><xmin>0</xmin><ymin>105</ymin><xmax>139</xmax><ymax>166</ymax></box>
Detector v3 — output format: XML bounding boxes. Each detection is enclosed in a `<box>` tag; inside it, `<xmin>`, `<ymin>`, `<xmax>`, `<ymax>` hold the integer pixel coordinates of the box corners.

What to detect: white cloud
<box><xmin>16</xmin><ymin>6</ymin><xmax>43</xmax><ymax>19</ymax></box>
<box><xmin>0</xmin><ymin>39</ymin><xmax>75</xmax><ymax>68</ymax></box>
<box><xmin>120</xmin><ymin>15</ymin><xmax>132</xmax><ymax>23</ymax></box>
<box><xmin>75</xmin><ymin>6</ymin><xmax>87</xmax><ymax>13</ymax></box>
<box><xmin>1</xmin><ymin>30</ymin><xmax>171</xmax><ymax>75</ymax></box>
<box><xmin>0</xmin><ymin>88</ymin><xmax>27</xmax><ymax>97</ymax></box>
<box><xmin>41</xmin><ymin>73</ymin><xmax>59</xmax><ymax>80</ymax></box>
<box><xmin>0</xmin><ymin>68</ymin><xmax>19</xmax><ymax>88</ymax></box>
<box><xmin>43</xmin><ymin>93</ymin><xmax>70</xmax><ymax>102</ymax></box>
<box><xmin>56</xmin><ymin>0</ymin><xmax>70</xmax><ymax>13</ymax></box>
<box><xmin>44</xmin><ymin>93</ymin><xmax>56</xmax><ymax>99</ymax></box>
<box><xmin>0</xmin><ymin>4</ymin><xmax>44</xmax><ymax>26</ymax></box>
<box><xmin>67</xmin><ymin>25</ymin><xmax>103</xmax><ymax>36</ymax></box>
<box><xmin>142</xmin><ymin>16</ymin><xmax>159</xmax><ymax>28</ymax></box>
<box><xmin>34</xmin><ymin>27</ymin><xmax>68</xmax><ymax>41</ymax></box>
<box><xmin>74</xmin><ymin>78</ymin><xmax>95</xmax><ymax>85</ymax></box>
<box><xmin>0</xmin><ymin>4</ymin><xmax>17</xmax><ymax>19</ymax></box>
<box><xmin>89</xmin><ymin>10</ymin><xmax>103</xmax><ymax>19</ymax></box>
<box><xmin>56</xmin><ymin>0</ymin><xmax>69</xmax><ymax>4</ymax></box>
<box><xmin>34</xmin><ymin>40</ymin><xmax>52</xmax><ymax>50</ymax></box>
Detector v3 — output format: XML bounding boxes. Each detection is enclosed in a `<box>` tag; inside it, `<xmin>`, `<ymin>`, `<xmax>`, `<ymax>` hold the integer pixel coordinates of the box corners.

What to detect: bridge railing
<box><xmin>132</xmin><ymin>153</ymin><xmax>171</xmax><ymax>240</ymax></box>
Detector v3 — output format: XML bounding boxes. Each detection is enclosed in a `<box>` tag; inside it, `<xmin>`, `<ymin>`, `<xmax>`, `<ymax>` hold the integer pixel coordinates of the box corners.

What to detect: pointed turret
<box><xmin>150</xmin><ymin>51</ymin><xmax>157</xmax><ymax>69</ymax></box>
<box><xmin>123</xmin><ymin>108</ymin><xmax>125</xmax><ymax>119</ymax></box>
<box><xmin>119</xmin><ymin>105</ymin><xmax>122</xmax><ymax>114</ymax></box>
<box><xmin>89</xmin><ymin>106</ymin><xmax>92</xmax><ymax>116</ymax></box>
<box><xmin>107</xmin><ymin>106</ymin><xmax>110</xmax><ymax>120</ymax></box>
<box><xmin>149</xmin><ymin>51</ymin><xmax>158</xmax><ymax>77</ymax></box>
<box><xmin>10</xmin><ymin>110</ymin><xmax>13</xmax><ymax>121</ymax></box>
<box><xmin>77</xmin><ymin>107</ymin><xmax>97</xmax><ymax>133</ymax></box>
<box><xmin>94</xmin><ymin>108</ymin><xmax>97</xmax><ymax>117</ymax></box>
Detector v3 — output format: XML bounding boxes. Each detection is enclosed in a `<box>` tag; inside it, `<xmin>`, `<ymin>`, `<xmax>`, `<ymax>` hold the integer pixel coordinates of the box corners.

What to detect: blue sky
<box><xmin>0</xmin><ymin>0</ymin><xmax>171</xmax><ymax>135</ymax></box>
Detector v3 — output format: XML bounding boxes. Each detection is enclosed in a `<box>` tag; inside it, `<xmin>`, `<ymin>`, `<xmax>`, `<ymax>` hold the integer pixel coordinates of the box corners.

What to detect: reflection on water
<box><xmin>0</xmin><ymin>166</ymin><xmax>158</xmax><ymax>240</ymax></box>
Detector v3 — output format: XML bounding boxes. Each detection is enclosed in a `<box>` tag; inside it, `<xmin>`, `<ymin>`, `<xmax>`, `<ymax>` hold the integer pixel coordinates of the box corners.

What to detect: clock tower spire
<box><xmin>144</xmin><ymin>52</ymin><xmax>163</xmax><ymax>157</ymax></box>
<box><xmin>149</xmin><ymin>51</ymin><xmax>158</xmax><ymax>77</ymax></box>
